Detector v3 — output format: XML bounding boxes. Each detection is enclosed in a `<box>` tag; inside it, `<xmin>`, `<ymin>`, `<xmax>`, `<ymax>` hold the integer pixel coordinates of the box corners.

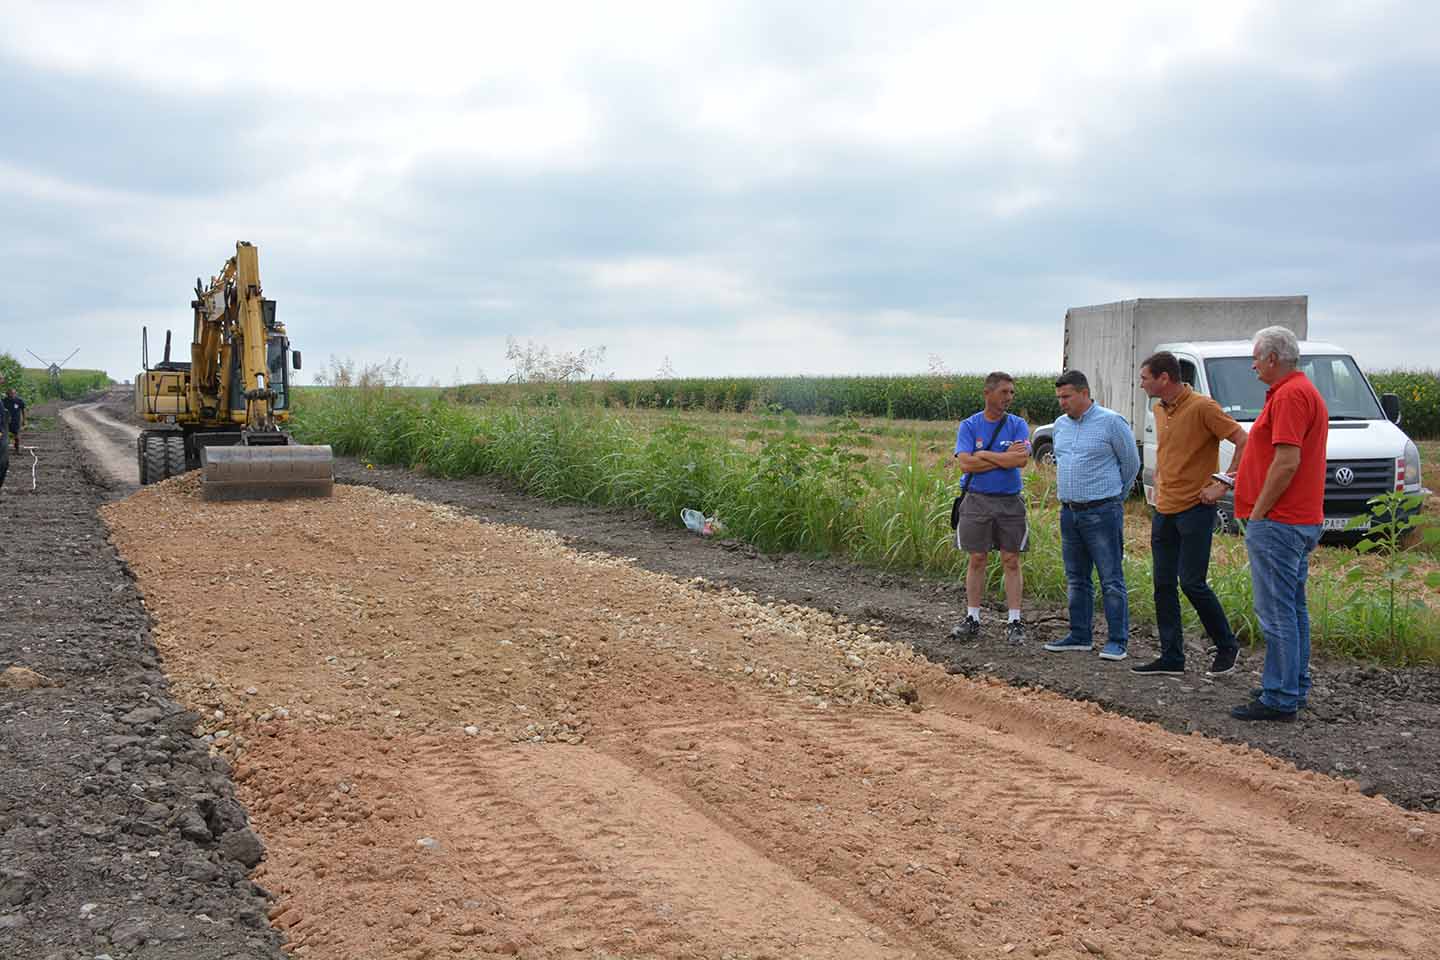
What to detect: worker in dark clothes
<box><xmin>2</xmin><ymin>388</ymin><xmax>25</xmax><ymax>453</ymax></box>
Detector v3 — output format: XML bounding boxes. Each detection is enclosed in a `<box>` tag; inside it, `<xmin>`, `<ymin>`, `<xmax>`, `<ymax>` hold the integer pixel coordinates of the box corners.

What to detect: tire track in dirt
<box><xmin>791</xmin><ymin>707</ymin><xmax>1436</xmax><ymax>958</ymax></box>
<box><xmin>408</xmin><ymin>739</ymin><xmax>921</xmax><ymax>958</ymax></box>
<box><xmin>99</xmin><ymin>478</ymin><xmax>1440</xmax><ymax>960</ymax></box>
<box><xmin>596</xmin><ymin>692</ymin><xmax>1440</xmax><ymax>959</ymax></box>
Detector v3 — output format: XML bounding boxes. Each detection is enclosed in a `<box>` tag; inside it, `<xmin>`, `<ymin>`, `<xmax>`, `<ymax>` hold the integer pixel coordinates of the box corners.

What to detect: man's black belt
<box><xmin>1061</xmin><ymin>496</ymin><xmax>1121</xmax><ymax>511</ymax></box>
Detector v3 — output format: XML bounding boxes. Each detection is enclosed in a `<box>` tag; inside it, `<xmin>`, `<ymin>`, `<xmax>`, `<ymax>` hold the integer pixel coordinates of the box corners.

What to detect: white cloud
<box><xmin>579</xmin><ymin>257</ymin><xmax>759</xmax><ymax>306</ymax></box>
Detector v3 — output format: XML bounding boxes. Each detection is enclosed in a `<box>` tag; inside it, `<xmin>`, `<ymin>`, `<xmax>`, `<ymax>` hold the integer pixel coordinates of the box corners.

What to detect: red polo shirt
<box><xmin>1235</xmin><ymin>371</ymin><xmax>1328</xmax><ymax>524</ymax></box>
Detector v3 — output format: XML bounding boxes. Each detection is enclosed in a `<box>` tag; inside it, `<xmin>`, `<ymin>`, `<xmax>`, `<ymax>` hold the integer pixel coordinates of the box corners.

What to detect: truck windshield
<box><xmin>1205</xmin><ymin>354</ymin><xmax>1384</xmax><ymax>422</ymax></box>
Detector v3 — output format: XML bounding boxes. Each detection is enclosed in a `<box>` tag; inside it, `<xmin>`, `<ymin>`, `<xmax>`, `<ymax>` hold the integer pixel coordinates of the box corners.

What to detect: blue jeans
<box><xmin>1061</xmin><ymin>500</ymin><xmax>1129</xmax><ymax>646</ymax></box>
<box><xmin>1152</xmin><ymin>504</ymin><xmax>1237</xmax><ymax>667</ymax></box>
<box><xmin>1245</xmin><ymin>518</ymin><xmax>1322</xmax><ymax>712</ymax></box>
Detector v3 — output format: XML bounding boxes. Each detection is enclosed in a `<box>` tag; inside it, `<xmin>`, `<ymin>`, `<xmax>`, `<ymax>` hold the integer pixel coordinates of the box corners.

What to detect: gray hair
<box><xmin>1253</xmin><ymin>326</ymin><xmax>1300</xmax><ymax>366</ymax></box>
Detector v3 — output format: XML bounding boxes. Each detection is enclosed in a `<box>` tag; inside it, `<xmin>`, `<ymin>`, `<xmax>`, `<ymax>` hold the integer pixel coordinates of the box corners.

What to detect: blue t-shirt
<box><xmin>955</xmin><ymin>412</ymin><xmax>1029</xmax><ymax>495</ymax></box>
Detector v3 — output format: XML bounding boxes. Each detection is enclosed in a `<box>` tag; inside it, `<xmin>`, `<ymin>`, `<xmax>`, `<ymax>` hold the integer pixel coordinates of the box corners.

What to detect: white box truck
<box><xmin>1028</xmin><ymin>297</ymin><xmax>1426</xmax><ymax>537</ymax></box>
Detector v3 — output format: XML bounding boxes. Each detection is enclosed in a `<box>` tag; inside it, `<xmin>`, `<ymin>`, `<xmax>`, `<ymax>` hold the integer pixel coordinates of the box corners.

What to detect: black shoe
<box><xmin>1006</xmin><ymin>619</ymin><xmax>1026</xmax><ymax>645</ymax></box>
<box><xmin>1131</xmin><ymin>658</ymin><xmax>1185</xmax><ymax>676</ymax></box>
<box><xmin>1207</xmin><ymin>647</ymin><xmax>1239</xmax><ymax>676</ymax></box>
<box><xmin>1249</xmin><ymin>687</ymin><xmax>1309</xmax><ymax>710</ymax></box>
<box><xmin>950</xmin><ymin>616</ymin><xmax>981</xmax><ymax>641</ymax></box>
<box><xmin>1231</xmin><ymin>701</ymin><xmax>1297</xmax><ymax>723</ymax></box>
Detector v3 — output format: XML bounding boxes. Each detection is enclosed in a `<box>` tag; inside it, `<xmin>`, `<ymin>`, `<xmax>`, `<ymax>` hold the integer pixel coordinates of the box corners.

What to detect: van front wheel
<box><xmin>1214</xmin><ymin>503</ymin><xmax>1237</xmax><ymax>535</ymax></box>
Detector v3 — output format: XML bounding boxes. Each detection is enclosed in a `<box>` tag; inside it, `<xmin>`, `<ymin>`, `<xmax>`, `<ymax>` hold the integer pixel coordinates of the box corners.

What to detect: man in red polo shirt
<box><xmin>1227</xmin><ymin>326</ymin><xmax>1327</xmax><ymax>722</ymax></box>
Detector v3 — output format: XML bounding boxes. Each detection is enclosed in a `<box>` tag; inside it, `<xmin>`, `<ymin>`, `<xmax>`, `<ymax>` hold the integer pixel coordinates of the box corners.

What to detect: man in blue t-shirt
<box><xmin>951</xmin><ymin>371</ymin><xmax>1031</xmax><ymax>645</ymax></box>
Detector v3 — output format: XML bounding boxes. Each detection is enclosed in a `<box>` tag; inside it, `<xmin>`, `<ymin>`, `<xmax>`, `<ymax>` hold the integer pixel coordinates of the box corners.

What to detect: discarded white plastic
<box><xmin>681</xmin><ymin>508</ymin><xmax>721</xmax><ymax>536</ymax></box>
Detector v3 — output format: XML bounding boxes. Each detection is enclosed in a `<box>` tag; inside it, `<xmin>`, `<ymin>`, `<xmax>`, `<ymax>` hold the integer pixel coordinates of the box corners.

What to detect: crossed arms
<box><xmin>954</xmin><ymin>442</ymin><xmax>1030</xmax><ymax>473</ymax></box>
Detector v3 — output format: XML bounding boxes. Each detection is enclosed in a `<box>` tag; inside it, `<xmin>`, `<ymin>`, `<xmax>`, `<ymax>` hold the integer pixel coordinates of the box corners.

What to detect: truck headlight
<box><xmin>1403</xmin><ymin>439</ymin><xmax>1422</xmax><ymax>490</ymax></box>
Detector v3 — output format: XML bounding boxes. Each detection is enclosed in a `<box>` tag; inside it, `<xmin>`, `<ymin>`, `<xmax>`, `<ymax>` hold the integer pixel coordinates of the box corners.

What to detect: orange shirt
<box><xmin>1235</xmin><ymin>371</ymin><xmax>1328</xmax><ymax>525</ymax></box>
<box><xmin>1152</xmin><ymin>385</ymin><xmax>1241</xmax><ymax>515</ymax></box>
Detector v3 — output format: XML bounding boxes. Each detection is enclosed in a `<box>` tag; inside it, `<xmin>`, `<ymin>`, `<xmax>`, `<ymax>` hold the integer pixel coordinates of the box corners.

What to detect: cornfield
<box><xmin>1369</xmin><ymin>370</ymin><xmax>1440</xmax><ymax>439</ymax></box>
<box><xmin>444</xmin><ymin>370</ymin><xmax>1440</xmax><ymax>438</ymax></box>
<box><xmin>444</xmin><ymin>375</ymin><xmax>1065</xmax><ymax>426</ymax></box>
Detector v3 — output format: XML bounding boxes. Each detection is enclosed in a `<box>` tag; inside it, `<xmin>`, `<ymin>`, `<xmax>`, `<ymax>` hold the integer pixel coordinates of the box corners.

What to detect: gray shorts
<box><xmin>955</xmin><ymin>491</ymin><xmax>1029</xmax><ymax>554</ymax></box>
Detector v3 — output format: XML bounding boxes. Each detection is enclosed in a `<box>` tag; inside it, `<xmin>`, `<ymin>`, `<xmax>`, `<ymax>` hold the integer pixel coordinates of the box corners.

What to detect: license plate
<box><xmin>1323</xmin><ymin>517</ymin><xmax>1368</xmax><ymax>532</ymax></box>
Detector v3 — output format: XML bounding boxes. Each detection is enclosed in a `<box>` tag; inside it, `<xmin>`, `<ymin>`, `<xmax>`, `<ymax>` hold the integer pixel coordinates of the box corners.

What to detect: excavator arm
<box><xmin>190</xmin><ymin>243</ymin><xmax>277</xmax><ymax>431</ymax></box>
<box><xmin>233</xmin><ymin>242</ymin><xmax>278</xmax><ymax>432</ymax></box>
<box><xmin>190</xmin><ymin>258</ymin><xmax>233</xmax><ymax>418</ymax></box>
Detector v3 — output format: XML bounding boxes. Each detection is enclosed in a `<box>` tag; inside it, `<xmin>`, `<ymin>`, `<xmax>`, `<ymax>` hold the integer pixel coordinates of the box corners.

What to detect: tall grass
<box><xmin>293</xmin><ymin>385</ymin><xmax>1440</xmax><ymax>665</ymax></box>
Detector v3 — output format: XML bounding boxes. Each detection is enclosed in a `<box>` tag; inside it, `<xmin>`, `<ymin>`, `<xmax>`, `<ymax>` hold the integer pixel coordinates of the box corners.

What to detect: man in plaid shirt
<box><xmin>1043</xmin><ymin>369</ymin><xmax>1141</xmax><ymax>661</ymax></box>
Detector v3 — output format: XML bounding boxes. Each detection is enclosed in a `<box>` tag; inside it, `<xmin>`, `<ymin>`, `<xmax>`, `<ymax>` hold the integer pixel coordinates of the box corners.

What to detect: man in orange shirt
<box><xmin>1229</xmin><ymin>327</ymin><xmax>1328</xmax><ymax>722</ymax></box>
<box><xmin>1132</xmin><ymin>351</ymin><xmax>1248</xmax><ymax>678</ymax></box>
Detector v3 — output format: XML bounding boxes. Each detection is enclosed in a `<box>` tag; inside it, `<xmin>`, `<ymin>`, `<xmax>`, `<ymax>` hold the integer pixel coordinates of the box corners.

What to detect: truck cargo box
<box><xmin>1063</xmin><ymin>297</ymin><xmax>1308</xmax><ymax>429</ymax></box>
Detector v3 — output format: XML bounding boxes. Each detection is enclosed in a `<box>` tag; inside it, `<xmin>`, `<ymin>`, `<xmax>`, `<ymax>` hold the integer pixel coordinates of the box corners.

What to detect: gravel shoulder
<box><xmin>0</xmin><ymin>402</ymin><xmax>283</xmax><ymax>960</ymax></box>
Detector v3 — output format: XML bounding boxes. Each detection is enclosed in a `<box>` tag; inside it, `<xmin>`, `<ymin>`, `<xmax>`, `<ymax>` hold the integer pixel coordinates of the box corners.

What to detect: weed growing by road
<box><xmin>1337</xmin><ymin>491</ymin><xmax>1440</xmax><ymax>661</ymax></box>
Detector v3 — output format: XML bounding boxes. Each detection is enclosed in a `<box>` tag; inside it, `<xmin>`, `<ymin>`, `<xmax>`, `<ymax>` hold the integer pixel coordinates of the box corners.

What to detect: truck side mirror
<box><xmin>1380</xmin><ymin>392</ymin><xmax>1401</xmax><ymax>424</ymax></box>
<box><xmin>292</xmin><ymin>350</ymin><xmax>302</xmax><ymax>371</ymax></box>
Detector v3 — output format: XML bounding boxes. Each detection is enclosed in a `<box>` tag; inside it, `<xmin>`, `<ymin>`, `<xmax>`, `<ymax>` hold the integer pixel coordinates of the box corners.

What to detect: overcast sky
<box><xmin>2</xmin><ymin>0</ymin><xmax>1438</xmax><ymax>384</ymax></box>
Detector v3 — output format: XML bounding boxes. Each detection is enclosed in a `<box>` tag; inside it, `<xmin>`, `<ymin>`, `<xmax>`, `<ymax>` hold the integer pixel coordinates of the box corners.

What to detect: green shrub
<box><xmin>19</xmin><ymin>368</ymin><xmax>114</xmax><ymax>401</ymax></box>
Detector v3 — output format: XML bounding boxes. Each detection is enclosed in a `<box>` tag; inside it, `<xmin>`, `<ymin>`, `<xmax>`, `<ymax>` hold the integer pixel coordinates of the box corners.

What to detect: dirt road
<box><xmin>101</xmin><ymin>475</ymin><xmax>1440</xmax><ymax>960</ymax></box>
<box><xmin>60</xmin><ymin>400</ymin><xmax>140</xmax><ymax>486</ymax></box>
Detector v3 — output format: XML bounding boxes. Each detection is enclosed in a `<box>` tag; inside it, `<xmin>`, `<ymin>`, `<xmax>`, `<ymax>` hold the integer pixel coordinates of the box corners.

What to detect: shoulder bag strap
<box><xmin>959</xmin><ymin>415</ymin><xmax>1010</xmax><ymax>499</ymax></box>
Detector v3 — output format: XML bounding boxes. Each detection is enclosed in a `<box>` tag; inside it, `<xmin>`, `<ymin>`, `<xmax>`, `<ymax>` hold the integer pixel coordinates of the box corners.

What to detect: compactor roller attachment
<box><xmin>200</xmin><ymin>444</ymin><xmax>335</xmax><ymax>501</ymax></box>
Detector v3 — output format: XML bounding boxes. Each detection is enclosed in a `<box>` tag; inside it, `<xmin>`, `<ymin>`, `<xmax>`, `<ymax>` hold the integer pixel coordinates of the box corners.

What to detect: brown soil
<box><xmin>101</xmin><ymin>475</ymin><xmax>1440</xmax><ymax>960</ymax></box>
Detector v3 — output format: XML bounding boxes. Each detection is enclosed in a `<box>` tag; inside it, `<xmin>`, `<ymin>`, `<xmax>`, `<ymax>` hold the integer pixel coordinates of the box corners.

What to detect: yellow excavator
<box><xmin>135</xmin><ymin>241</ymin><xmax>334</xmax><ymax>500</ymax></box>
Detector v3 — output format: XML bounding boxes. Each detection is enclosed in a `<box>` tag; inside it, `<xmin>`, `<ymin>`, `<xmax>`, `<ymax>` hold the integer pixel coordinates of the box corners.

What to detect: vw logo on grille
<box><xmin>1334</xmin><ymin>466</ymin><xmax>1355</xmax><ymax>487</ymax></box>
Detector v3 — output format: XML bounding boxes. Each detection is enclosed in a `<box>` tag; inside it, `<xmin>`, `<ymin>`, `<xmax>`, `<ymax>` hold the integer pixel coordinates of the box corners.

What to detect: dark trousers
<box><xmin>1151</xmin><ymin>504</ymin><xmax>1237</xmax><ymax>666</ymax></box>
